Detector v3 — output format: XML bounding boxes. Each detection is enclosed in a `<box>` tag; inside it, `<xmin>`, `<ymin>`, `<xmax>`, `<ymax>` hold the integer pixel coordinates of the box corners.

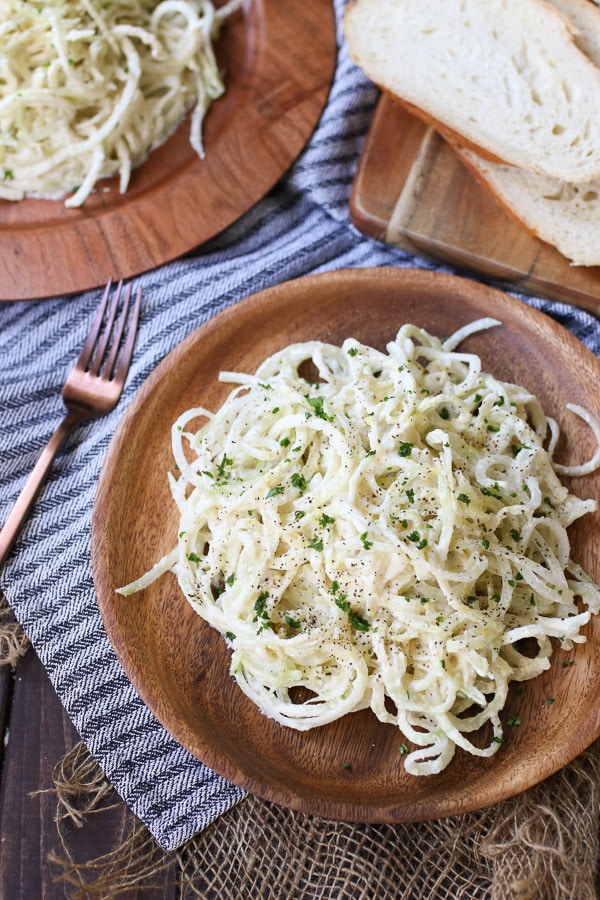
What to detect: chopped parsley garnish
<box><xmin>319</xmin><ymin>513</ymin><xmax>335</xmax><ymax>527</ymax></box>
<box><xmin>481</xmin><ymin>485</ymin><xmax>503</xmax><ymax>501</ymax></box>
<box><xmin>266</xmin><ymin>485</ymin><xmax>284</xmax><ymax>499</ymax></box>
<box><xmin>360</xmin><ymin>531</ymin><xmax>373</xmax><ymax>550</ymax></box>
<box><xmin>216</xmin><ymin>453</ymin><xmax>233</xmax><ymax>478</ymax></box>
<box><xmin>253</xmin><ymin>591</ymin><xmax>272</xmax><ymax>634</ymax></box>
<box><xmin>348</xmin><ymin>610</ymin><xmax>370</xmax><ymax>631</ymax></box>
<box><xmin>398</xmin><ymin>441</ymin><xmax>413</xmax><ymax>457</ymax></box>
<box><xmin>332</xmin><ymin>586</ymin><xmax>370</xmax><ymax>631</ymax></box>
<box><xmin>291</xmin><ymin>473</ymin><xmax>308</xmax><ymax>493</ymax></box>
<box><xmin>308</xmin><ymin>535</ymin><xmax>324</xmax><ymax>551</ymax></box>
<box><xmin>306</xmin><ymin>395</ymin><xmax>333</xmax><ymax>421</ymax></box>
<box><xmin>254</xmin><ymin>591</ymin><xmax>269</xmax><ymax>614</ymax></box>
<box><xmin>334</xmin><ymin>593</ymin><xmax>350</xmax><ymax>612</ymax></box>
<box><xmin>511</xmin><ymin>441</ymin><xmax>530</xmax><ymax>457</ymax></box>
<box><xmin>332</xmin><ymin>596</ymin><xmax>371</xmax><ymax>631</ymax></box>
<box><xmin>407</xmin><ymin>531</ymin><xmax>427</xmax><ymax>549</ymax></box>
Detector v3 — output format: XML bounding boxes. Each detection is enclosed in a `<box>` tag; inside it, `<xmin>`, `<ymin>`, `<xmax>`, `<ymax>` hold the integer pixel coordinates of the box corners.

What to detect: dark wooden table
<box><xmin>0</xmin><ymin>644</ymin><xmax>179</xmax><ymax>898</ymax></box>
<box><xmin>3</xmin><ymin>645</ymin><xmax>600</xmax><ymax>898</ymax></box>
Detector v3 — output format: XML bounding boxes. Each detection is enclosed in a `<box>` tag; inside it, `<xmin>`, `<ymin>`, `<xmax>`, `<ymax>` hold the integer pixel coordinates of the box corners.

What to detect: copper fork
<box><xmin>0</xmin><ymin>279</ymin><xmax>141</xmax><ymax>570</ymax></box>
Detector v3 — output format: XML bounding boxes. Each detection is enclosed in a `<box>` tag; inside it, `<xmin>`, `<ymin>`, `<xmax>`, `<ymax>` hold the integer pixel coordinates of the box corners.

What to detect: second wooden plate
<box><xmin>0</xmin><ymin>0</ymin><xmax>336</xmax><ymax>301</ymax></box>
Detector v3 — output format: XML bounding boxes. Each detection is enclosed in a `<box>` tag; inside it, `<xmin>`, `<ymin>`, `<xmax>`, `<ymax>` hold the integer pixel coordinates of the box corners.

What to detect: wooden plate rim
<box><xmin>92</xmin><ymin>267</ymin><xmax>600</xmax><ymax>821</ymax></box>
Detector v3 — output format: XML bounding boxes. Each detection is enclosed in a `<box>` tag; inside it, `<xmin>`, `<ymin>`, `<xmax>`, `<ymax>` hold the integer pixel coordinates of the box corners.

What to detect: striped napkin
<box><xmin>2</xmin><ymin>0</ymin><xmax>600</xmax><ymax>850</ymax></box>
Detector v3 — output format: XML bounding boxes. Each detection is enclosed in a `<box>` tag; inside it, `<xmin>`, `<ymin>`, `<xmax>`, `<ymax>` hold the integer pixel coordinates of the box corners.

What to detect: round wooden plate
<box><xmin>0</xmin><ymin>0</ymin><xmax>335</xmax><ymax>302</ymax></box>
<box><xmin>92</xmin><ymin>268</ymin><xmax>600</xmax><ymax>822</ymax></box>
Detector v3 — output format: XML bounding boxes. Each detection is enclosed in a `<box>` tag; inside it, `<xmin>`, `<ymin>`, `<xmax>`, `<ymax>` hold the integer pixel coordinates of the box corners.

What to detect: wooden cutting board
<box><xmin>350</xmin><ymin>96</ymin><xmax>600</xmax><ymax>315</ymax></box>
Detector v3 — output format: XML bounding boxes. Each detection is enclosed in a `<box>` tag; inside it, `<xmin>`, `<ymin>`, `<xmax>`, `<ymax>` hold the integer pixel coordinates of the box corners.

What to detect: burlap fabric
<box><xmin>2</xmin><ymin>591</ymin><xmax>600</xmax><ymax>898</ymax></box>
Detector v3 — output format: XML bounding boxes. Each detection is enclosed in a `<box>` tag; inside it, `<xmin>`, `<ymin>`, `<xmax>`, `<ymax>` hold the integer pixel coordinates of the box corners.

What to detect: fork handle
<box><xmin>0</xmin><ymin>411</ymin><xmax>83</xmax><ymax>571</ymax></box>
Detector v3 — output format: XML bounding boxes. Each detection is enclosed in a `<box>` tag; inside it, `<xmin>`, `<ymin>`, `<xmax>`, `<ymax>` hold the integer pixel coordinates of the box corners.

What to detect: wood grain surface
<box><xmin>0</xmin><ymin>0</ymin><xmax>336</xmax><ymax>302</ymax></box>
<box><xmin>92</xmin><ymin>267</ymin><xmax>600</xmax><ymax>823</ymax></box>
<box><xmin>0</xmin><ymin>647</ymin><xmax>177</xmax><ymax>898</ymax></box>
<box><xmin>350</xmin><ymin>97</ymin><xmax>600</xmax><ymax>315</ymax></box>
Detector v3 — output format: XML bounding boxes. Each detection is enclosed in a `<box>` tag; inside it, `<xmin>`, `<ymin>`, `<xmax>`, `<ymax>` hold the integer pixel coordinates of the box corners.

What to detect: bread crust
<box><xmin>380</xmin><ymin>88</ymin><xmax>509</xmax><ymax>167</ymax></box>
<box><xmin>344</xmin><ymin>0</ymin><xmax>600</xmax><ymax>183</ymax></box>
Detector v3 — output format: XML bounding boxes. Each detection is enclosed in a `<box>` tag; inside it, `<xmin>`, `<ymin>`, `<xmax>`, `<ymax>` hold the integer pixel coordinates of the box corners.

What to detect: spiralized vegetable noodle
<box><xmin>119</xmin><ymin>319</ymin><xmax>600</xmax><ymax>776</ymax></box>
<box><xmin>0</xmin><ymin>0</ymin><xmax>243</xmax><ymax>206</ymax></box>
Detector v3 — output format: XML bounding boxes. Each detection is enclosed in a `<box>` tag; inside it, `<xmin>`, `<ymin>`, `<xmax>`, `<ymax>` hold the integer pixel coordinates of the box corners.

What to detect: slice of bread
<box><xmin>549</xmin><ymin>0</ymin><xmax>600</xmax><ymax>62</ymax></box>
<box><xmin>344</xmin><ymin>0</ymin><xmax>600</xmax><ymax>183</ymax></box>
<box><xmin>457</xmin><ymin>152</ymin><xmax>600</xmax><ymax>266</ymax></box>
<box><xmin>453</xmin><ymin>0</ymin><xmax>600</xmax><ymax>266</ymax></box>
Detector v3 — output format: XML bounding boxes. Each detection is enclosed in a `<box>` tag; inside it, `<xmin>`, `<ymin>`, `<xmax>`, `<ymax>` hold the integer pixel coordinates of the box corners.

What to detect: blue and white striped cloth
<box><xmin>2</xmin><ymin>0</ymin><xmax>600</xmax><ymax>851</ymax></box>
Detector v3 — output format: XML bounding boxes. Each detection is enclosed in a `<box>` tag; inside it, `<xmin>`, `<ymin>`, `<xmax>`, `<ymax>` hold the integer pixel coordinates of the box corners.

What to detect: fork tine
<box><xmin>88</xmin><ymin>280</ymin><xmax>122</xmax><ymax>377</ymax></box>
<box><xmin>101</xmin><ymin>282</ymin><xmax>133</xmax><ymax>380</ymax></box>
<box><xmin>77</xmin><ymin>278</ymin><xmax>113</xmax><ymax>371</ymax></box>
<box><xmin>112</xmin><ymin>285</ymin><xmax>142</xmax><ymax>384</ymax></box>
